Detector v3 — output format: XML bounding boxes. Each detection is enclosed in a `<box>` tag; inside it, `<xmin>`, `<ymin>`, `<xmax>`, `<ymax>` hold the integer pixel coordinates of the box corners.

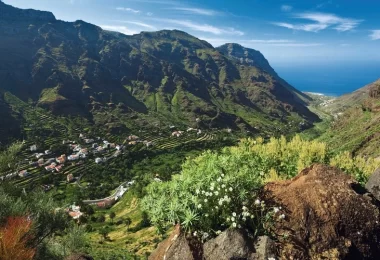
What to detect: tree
<box><xmin>109</xmin><ymin>212</ymin><xmax>116</xmax><ymax>223</ymax></box>
<box><xmin>125</xmin><ymin>217</ymin><xmax>132</xmax><ymax>231</ymax></box>
<box><xmin>99</xmin><ymin>226</ymin><xmax>111</xmax><ymax>241</ymax></box>
<box><xmin>97</xmin><ymin>215</ymin><xmax>106</xmax><ymax>223</ymax></box>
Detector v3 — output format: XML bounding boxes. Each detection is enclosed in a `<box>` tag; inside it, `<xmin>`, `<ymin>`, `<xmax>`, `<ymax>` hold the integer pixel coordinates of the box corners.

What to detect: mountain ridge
<box><xmin>0</xmin><ymin>1</ymin><xmax>318</xmax><ymax>140</ymax></box>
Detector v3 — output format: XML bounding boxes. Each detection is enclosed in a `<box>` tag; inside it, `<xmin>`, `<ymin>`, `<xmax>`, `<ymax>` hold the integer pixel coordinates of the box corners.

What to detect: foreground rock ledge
<box><xmin>149</xmin><ymin>164</ymin><xmax>380</xmax><ymax>260</ymax></box>
<box><xmin>265</xmin><ymin>163</ymin><xmax>380</xmax><ymax>259</ymax></box>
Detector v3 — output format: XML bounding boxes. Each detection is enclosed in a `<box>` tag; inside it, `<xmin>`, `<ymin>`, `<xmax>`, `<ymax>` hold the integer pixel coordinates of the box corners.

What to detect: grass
<box><xmin>86</xmin><ymin>191</ymin><xmax>164</xmax><ymax>258</ymax></box>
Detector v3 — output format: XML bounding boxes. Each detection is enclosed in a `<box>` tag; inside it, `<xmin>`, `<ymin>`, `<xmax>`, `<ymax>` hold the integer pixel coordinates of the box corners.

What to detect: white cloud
<box><xmin>273</xmin><ymin>12</ymin><xmax>363</xmax><ymax>32</ymax></box>
<box><xmin>281</xmin><ymin>5</ymin><xmax>293</xmax><ymax>12</ymax></box>
<box><xmin>158</xmin><ymin>19</ymin><xmax>244</xmax><ymax>36</ymax></box>
<box><xmin>169</xmin><ymin>7</ymin><xmax>221</xmax><ymax>16</ymax></box>
<box><xmin>101</xmin><ymin>25</ymin><xmax>139</xmax><ymax>35</ymax></box>
<box><xmin>116</xmin><ymin>21</ymin><xmax>157</xmax><ymax>30</ymax></box>
<box><xmin>269</xmin><ymin>43</ymin><xmax>323</xmax><ymax>47</ymax></box>
<box><xmin>340</xmin><ymin>43</ymin><xmax>351</xmax><ymax>47</ymax></box>
<box><xmin>199</xmin><ymin>37</ymin><xmax>321</xmax><ymax>48</ymax></box>
<box><xmin>116</xmin><ymin>7</ymin><xmax>141</xmax><ymax>14</ymax></box>
<box><xmin>370</xmin><ymin>30</ymin><xmax>380</xmax><ymax>40</ymax></box>
<box><xmin>248</xmin><ymin>39</ymin><xmax>294</xmax><ymax>43</ymax></box>
<box><xmin>147</xmin><ymin>12</ymin><xmax>153</xmax><ymax>16</ymax></box>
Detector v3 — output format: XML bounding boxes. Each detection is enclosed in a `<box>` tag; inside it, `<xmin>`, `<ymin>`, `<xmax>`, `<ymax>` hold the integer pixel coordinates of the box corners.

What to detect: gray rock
<box><xmin>366</xmin><ymin>167</ymin><xmax>380</xmax><ymax>201</ymax></box>
<box><xmin>203</xmin><ymin>229</ymin><xmax>275</xmax><ymax>260</ymax></box>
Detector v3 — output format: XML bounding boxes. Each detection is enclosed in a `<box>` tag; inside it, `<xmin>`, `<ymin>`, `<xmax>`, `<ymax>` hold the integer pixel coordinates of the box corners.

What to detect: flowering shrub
<box><xmin>142</xmin><ymin>146</ymin><xmax>285</xmax><ymax>238</ymax></box>
<box><xmin>142</xmin><ymin>135</ymin><xmax>380</xmax><ymax>239</ymax></box>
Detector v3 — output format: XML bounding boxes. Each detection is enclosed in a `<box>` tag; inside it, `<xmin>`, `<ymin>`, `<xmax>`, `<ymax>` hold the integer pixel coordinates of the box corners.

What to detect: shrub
<box><xmin>0</xmin><ymin>216</ymin><xmax>36</xmax><ymax>260</ymax></box>
<box><xmin>142</xmin><ymin>136</ymin><xmax>380</xmax><ymax>239</ymax></box>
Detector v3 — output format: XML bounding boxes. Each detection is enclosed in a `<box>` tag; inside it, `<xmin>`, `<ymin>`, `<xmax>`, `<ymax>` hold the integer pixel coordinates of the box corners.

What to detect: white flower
<box><xmin>231</xmin><ymin>217</ymin><xmax>235</xmax><ymax>222</ymax></box>
<box><xmin>215</xmin><ymin>206</ymin><xmax>219</xmax><ymax>209</ymax></box>
<box><xmin>221</xmin><ymin>173</ymin><xmax>225</xmax><ymax>177</ymax></box>
<box><xmin>232</xmin><ymin>212</ymin><xmax>237</xmax><ymax>217</ymax></box>
<box><xmin>216</xmin><ymin>230</ymin><xmax>222</xmax><ymax>235</ymax></box>
<box><xmin>273</xmin><ymin>207</ymin><xmax>280</xmax><ymax>213</ymax></box>
<box><xmin>211</xmin><ymin>182</ymin><xmax>215</xmax><ymax>187</ymax></box>
<box><xmin>229</xmin><ymin>187</ymin><xmax>233</xmax><ymax>192</ymax></box>
<box><xmin>232</xmin><ymin>222</ymin><xmax>237</xmax><ymax>228</ymax></box>
<box><xmin>254</xmin><ymin>199</ymin><xmax>261</xmax><ymax>205</ymax></box>
<box><xmin>242</xmin><ymin>206</ymin><xmax>247</xmax><ymax>211</ymax></box>
<box><xmin>218</xmin><ymin>187</ymin><xmax>221</xmax><ymax>191</ymax></box>
<box><xmin>227</xmin><ymin>217</ymin><xmax>230</xmax><ymax>222</ymax></box>
<box><xmin>204</xmin><ymin>199</ymin><xmax>208</xmax><ymax>203</ymax></box>
<box><xmin>193</xmin><ymin>231</ymin><xmax>197</xmax><ymax>237</ymax></box>
<box><xmin>214</xmin><ymin>191</ymin><xmax>219</xmax><ymax>196</ymax></box>
<box><xmin>218</xmin><ymin>200</ymin><xmax>223</xmax><ymax>206</ymax></box>
<box><xmin>210</xmin><ymin>186</ymin><xmax>214</xmax><ymax>191</ymax></box>
<box><xmin>198</xmin><ymin>204</ymin><xmax>202</xmax><ymax>208</ymax></box>
<box><xmin>201</xmin><ymin>190</ymin><xmax>205</xmax><ymax>194</ymax></box>
<box><xmin>242</xmin><ymin>217</ymin><xmax>246</xmax><ymax>221</ymax></box>
<box><xmin>196</xmin><ymin>189</ymin><xmax>200</xmax><ymax>194</ymax></box>
<box><xmin>222</xmin><ymin>184</ymin><xmax>226</xmax><ymax>188</ymax></box>
<box><xmin>205</xmin><ymin>214</ymin><xmax>209</xmax><ymax>217</ymax></box>
<box><xmin>279</xmin><ymin>214</ymin><xmax>285</xmax><ymax>220</ymax></box>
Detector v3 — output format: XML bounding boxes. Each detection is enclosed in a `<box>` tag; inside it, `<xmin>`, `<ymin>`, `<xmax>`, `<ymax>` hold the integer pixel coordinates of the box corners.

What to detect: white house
<box><xmin>95</xmin><ymin>157</ymin><xmax>103</xmax><ymax>164</ymax></box>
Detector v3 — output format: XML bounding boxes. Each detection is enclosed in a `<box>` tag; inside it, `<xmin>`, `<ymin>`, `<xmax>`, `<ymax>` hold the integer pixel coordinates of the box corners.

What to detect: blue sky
<box><xmin>4</xmin><ymin>0</ymin><xmax>380</xmax><ymax>65</ymax></box>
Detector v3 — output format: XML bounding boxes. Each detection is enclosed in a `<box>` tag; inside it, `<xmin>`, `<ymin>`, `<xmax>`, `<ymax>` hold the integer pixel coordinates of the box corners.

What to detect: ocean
<box><xmin>273</xmin><ymin>61</ymin><xmax>380</xmax><ymax>97</ymax></box>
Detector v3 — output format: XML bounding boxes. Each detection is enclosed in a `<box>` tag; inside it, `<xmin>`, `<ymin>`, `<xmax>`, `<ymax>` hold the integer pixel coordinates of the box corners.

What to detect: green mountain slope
<box><xmin>0</xmin><ymin>0</ymin><xmax>318</xmax><ymax>138</ymax></box>
<box><xmin>318</xmin><ymin>79</ymin><xmax>380</xmax><ymax>156</ymax></box>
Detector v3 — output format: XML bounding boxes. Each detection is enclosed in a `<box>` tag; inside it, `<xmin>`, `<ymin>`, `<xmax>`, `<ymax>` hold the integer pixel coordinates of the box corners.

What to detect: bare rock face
<box><xmin>203</xmin><ymin>229</ymin><xmax>276</xmax><ymax>260</ymax></box>
<box><xmin>366</xmin><ymin>167</ymin><xmax>380</xmax><ymax>201</ymax></box>
<box><xmin>265</xmin><ymin>164</ymin><xmax>380</xmax><ymax>259</ymax></box>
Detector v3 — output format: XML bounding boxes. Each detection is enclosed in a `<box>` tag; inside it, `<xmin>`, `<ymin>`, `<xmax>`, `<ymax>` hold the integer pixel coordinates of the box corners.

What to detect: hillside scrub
<box><xmin>142</xmin><ymin>135</ymin><xmax>380</xmax><ymax>239</ymax></box>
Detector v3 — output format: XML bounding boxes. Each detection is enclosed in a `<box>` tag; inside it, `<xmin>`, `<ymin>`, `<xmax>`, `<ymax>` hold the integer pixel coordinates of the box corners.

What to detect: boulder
<box><xmin>203</xmin><ymin>229</ymin><xmax>276</xmax><ymax>260</ymax></box>
<box><xmin>265</xmin><ymin>164</ymin><xmax>380</xmax><ymax>259</ymax></box>
<box><xmin>150</xmin><ymin>227</ymin><xmax>275</xmax><ymax>260</ymax></box>
<box><xmin>366</xmin><ymin>167</ymin><xmax>380</xmax><ymax>201</ymax></box>
<box><xmin>149</xmin><ymin>225</ymin><xmax>199</xmax><ymax>260</ymax></box>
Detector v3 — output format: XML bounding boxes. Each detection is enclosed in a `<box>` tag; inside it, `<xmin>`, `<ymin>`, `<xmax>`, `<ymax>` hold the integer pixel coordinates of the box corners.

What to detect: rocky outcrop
<box><xmin>149</xmin><ymin>226</ymin><xmax>275</xmax><ymax>260</ymax></box>
<box><xmin>203</xmin><ymin>230</ymin><xmax>276</xmax><ymax>260</ymax></box>
<box><xmin>265</xmin><ymin>164</ymin><xmax>380</xmax><ymax>259</ymax></box>
<box><xmin>149</xmin><ymin>225</ymin><xmax>198</xmax><ymax>260</ymax></box>
<box><xmin>150</xmin><ymin>165</ymin><xmax>380</xmax><ymax>260</ymax></box>
<box><xmin>366</xmin><ymin>167</ymin><xmax>380</xmax><ymax>201</ymax></box>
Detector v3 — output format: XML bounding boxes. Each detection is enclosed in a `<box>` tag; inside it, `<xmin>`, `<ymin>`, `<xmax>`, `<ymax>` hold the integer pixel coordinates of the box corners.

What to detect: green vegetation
<box><xmin>142</xmin><ymin>136</ymin><xmax>380</xmax><ymax>240</ymax></box>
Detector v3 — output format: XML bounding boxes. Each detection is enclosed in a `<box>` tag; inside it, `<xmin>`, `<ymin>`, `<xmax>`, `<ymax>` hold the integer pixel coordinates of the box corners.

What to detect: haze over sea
<box><xmin>273</xmin><ymin>61</ymin><xmax>380</xmax><ymax>97</ymax></box>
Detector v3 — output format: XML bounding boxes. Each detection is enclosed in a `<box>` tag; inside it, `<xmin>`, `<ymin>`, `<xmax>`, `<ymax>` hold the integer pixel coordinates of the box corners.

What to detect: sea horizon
<box><xmin>273</xmin><ymin>61</ymin><xmax>380</xmax><ymax>97</ymax></box>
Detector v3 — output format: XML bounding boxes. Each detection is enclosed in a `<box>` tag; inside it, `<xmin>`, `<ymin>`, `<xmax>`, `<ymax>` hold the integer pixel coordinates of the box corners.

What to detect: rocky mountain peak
<box><xmin>0</xmin><ymin>0</ymin><xmax>56</xmax><ymax>22</ymax></box>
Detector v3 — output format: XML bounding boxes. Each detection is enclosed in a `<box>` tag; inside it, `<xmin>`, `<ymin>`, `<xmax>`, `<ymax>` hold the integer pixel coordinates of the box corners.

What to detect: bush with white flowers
<box><xmin>141</xmin><ymin>147</ymin><xmax>283</xmax><ymax>239</ymax></box>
